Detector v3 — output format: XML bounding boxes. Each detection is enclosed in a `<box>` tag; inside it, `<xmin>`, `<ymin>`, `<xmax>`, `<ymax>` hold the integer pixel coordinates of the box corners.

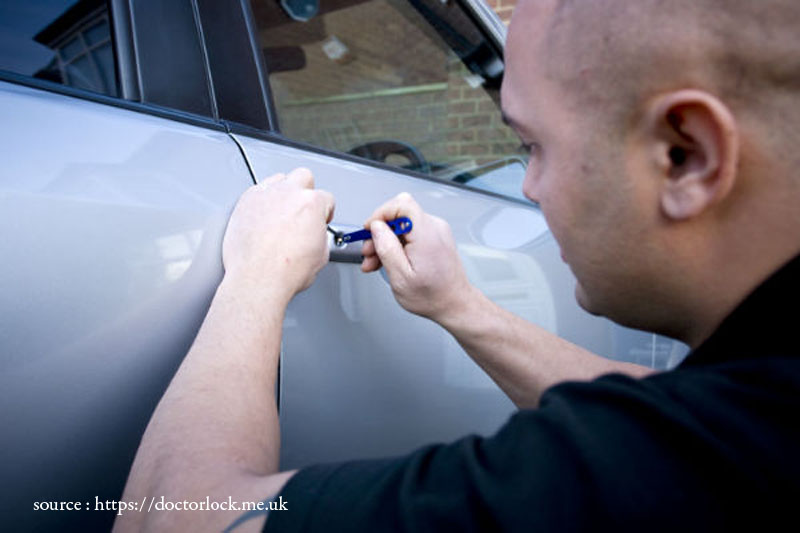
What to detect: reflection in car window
<box><xmin>0</xmin><ymin>0</ymin><xmax>118</xmax><ymax>97</ymax></box>
<box><xmin>250</xmin><ymin>0</ymin><xmax>526</xmax><ymax>198</ymax></box>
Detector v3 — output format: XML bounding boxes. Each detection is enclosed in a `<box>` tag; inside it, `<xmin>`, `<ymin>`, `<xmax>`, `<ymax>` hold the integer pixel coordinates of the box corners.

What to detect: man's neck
<box><xmin>681</xmin><ymin>241</ymin><xmax>800</xmax><ymax>349</ymax></box>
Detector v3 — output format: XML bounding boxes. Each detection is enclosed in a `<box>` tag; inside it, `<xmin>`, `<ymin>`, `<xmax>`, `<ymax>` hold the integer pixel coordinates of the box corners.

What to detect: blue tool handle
<box><xmin>340</xmin><ymin>217</ymin><xmax>413</xmax><ymax>244</ymax></box>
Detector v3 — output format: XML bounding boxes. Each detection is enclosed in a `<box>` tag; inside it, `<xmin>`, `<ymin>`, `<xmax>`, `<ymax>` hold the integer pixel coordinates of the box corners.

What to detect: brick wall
<box><xmin>486</xmin><ymin>0</ymin><xmax>517</xmax><ymax>24</ymax></box>
<box><xmin>277</xmin><ymin>57</ymin><xmax>519</xmax><ymax>171</ymax></box>
<box><xmin>443</xmin><ymin>60</ymin><xmax>518</xmax><ymax>167</ymax></box>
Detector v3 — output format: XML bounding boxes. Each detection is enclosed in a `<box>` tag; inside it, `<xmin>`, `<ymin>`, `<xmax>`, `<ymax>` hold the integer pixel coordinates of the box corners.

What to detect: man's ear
<box><xmin>645</xmin><ymin>90</ymin><xmax>740</xmax><ymax>220</ymax></box>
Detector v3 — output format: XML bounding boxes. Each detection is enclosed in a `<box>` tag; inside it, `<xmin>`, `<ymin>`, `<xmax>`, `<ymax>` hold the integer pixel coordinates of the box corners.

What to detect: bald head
<box><xmin>542</xmin><ymin>0</ymin><xmax>800</xmax><ymax>147</ymax></box>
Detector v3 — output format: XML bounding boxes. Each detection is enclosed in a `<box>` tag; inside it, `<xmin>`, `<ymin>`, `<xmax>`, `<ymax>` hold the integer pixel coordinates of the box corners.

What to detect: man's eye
<box><xmin>518</xmin><ymin>142</ymin><xmax>538</xmax><ymax>155</ymax></box>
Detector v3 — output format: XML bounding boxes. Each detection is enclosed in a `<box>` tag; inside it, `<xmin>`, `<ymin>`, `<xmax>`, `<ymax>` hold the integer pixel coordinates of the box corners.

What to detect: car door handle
<box><xmin>328</xmin><ymin>223</ymin><xmax>364</xmax><ymax>263</ymax></box>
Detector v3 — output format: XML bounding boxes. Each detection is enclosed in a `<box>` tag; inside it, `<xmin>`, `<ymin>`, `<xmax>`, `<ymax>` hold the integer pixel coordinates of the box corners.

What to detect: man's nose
<box><xmin>522</xmin><ymin>167</ymin><xmax>541</xmax><ymax>204</ymax></box>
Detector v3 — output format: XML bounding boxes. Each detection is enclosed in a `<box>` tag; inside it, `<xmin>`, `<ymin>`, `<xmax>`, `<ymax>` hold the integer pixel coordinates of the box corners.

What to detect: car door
<box><xmin>223</xmin><ymin>0</ymin><xmax>690</xmax><ymax>470</ymax></box>
<box><xmin>0</xmin><ymin>2</ymin><xmax>256</xmax><ymax>531</ymax></box>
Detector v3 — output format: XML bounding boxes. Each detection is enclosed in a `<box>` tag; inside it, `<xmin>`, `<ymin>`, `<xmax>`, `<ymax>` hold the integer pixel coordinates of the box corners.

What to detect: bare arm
<box><xmin>436</xmin><ymin>284</ymin><xmax>653</xmax><ymax>408</ymax></box>
<box><xmin>114</xmin><ymin>169</ymin><xmax>334</xmax><ymax>532</ymax></box>
<box><xmin>361</xmin><ymin>193</ymin><xmax>653</xmax><ymax>409</ymax></box>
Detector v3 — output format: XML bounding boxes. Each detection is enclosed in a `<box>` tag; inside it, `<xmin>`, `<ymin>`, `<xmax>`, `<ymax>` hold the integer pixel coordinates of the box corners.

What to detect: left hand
<box><xmin>222</xmin><ymin>167</ymin><xmax>335</xmax><ymax>302</ymax></box>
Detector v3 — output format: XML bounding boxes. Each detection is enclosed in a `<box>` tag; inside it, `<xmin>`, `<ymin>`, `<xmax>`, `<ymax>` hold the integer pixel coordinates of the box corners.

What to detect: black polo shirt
<box><xmin>265</xmin><ymin>255</ymin><xmax>800</xmax><ymax>532</ymax></box>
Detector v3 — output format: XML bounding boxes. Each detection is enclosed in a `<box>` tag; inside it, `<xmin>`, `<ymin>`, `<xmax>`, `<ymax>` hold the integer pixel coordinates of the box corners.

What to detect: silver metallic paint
<box><xmin>0</xmin><ymin>81</ymin><xmax>252</xmax><ymax>530</ymax></box>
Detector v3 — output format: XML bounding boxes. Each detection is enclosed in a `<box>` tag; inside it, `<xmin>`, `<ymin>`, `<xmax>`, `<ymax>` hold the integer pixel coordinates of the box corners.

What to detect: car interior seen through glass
<box><xmin>250</xmin><ymin>0</ymin><xmax>528</xmax><ymax>198</ymax></box>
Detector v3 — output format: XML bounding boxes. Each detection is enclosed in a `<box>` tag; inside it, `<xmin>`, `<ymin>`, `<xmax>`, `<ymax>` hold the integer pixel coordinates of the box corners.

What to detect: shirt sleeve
<box><xmin>264</xmin><ymin>372</ymin><xmax>741</xmax><ymax>532</ymax></box>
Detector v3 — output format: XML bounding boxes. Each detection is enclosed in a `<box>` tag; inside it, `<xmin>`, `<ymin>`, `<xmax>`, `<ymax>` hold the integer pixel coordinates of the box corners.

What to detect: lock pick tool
<box><xmin>328</xmin><ymin>217</ymin><xmax>413</xmax><ymax>246</ymax></box>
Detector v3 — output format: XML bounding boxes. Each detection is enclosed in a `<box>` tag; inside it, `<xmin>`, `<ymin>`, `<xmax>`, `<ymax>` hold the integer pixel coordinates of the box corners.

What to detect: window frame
<box><xmin>193</xmin><ymin>0</ymin><xmax>276</xmax><ymax>131</ymax></box>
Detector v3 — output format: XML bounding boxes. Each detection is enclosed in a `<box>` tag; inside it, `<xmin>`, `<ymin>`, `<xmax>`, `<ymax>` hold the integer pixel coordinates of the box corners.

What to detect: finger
<box><xmin>361</xmin><ymin>239</ymin><xmax>376</xmax><ymax>258</ymax></box>
<box><xmin>364</xmin><ymin>192</ymin><xmax>425</xmax><ymax>241</ymax></box>
<box><xmin>370</xmin><ymin>220</ymin><xmax>411</xmax><ymax>278</ymax></box>
<box><xmin>360</xmin><ymin>254</ymin><xmax>382</xmax><ymax>273</ymax></box>
<box><xmin>259</xmin><ymin>172</ymin><xmax>287</xmax><ymax>187</ymax></box>
<box><xmin>316</xmin><ymin>190</ymin><xmax>335</xmax><ymax>223</ymax></box>
<box><xmin>286</xmin><ymin>167</ymin><xmax>314</xmax><ymax>189</ymax></box>
<box><xmin>318</xmin><ymin>241</ymin><xmax>331</xmax><ymax>269</ymax></box>
<box><xmin>365</xmin><ymin>192</ymin><xmax>424</xmax><ymax>224</ymax></box>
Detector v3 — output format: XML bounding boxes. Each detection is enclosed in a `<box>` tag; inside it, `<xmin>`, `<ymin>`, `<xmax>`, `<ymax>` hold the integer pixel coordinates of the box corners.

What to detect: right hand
<box><xmin>361</xmin><ymin>192</ymin><xmax>475</xmax><ymax>322</ymax></box>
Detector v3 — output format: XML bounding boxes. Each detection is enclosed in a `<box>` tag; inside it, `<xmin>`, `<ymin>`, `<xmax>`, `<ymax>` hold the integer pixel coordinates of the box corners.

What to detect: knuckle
<box><xmin>264</xmin><ymin>172</ymin><xmax>286</xmax><ymax>183</ymax></box>
<box><xmin>291</xmin><ymin>167</ymin><xmax>314</xmax><ymax>187</ymax></box>
<box><xmin>295</xmin><ymin>190</ymin><xmax>316</xmax><ymax>211</ymax></box>
<box><xmin>314</xmin><ymin>191</ymin><xmax>333</xmax><ymax>214</ymax></box>
<box><xmin>319</xmin><ymin>190</ymin><xmax>335</xmax><ymax>207</ymax></box>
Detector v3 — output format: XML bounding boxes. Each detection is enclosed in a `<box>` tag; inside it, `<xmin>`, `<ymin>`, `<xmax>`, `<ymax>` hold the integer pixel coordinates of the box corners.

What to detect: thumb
<box><xmin>370</xmin><ymin>220</ymin><xmax>411</xmax><ymax>278</ymax></box>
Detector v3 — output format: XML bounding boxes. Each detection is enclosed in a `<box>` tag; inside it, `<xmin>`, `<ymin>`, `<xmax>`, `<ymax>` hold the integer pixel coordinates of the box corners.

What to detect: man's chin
<box><xmin>574</xmin><ymin>283</ymin><xmax>602</xmax><ymax>317</ymax></box>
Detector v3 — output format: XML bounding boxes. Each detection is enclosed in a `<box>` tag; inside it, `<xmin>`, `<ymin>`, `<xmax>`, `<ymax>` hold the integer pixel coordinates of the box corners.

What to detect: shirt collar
<box><xmin>680</xmin><ymin>253</ymin><xmax>800</xmax><ymax>368</ymax></box>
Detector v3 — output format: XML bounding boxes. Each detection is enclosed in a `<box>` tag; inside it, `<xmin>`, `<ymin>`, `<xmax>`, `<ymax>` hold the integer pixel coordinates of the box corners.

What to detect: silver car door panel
<box><xmin>0</xmin><ymin>81</ymin><xmax>253</xmax><ymax>531</ymax></box>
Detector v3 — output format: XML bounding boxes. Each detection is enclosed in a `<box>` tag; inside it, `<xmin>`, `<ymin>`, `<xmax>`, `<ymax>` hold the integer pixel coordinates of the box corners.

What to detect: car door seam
<box><xmin>227</xmin><ymin>130</ymin><xmax>259</xmax><ymax>186</ymax></box>
<box><xmin>190</xmin><ymin>0</ymin><xmax>220</xmax><ymax>121</ymax></box>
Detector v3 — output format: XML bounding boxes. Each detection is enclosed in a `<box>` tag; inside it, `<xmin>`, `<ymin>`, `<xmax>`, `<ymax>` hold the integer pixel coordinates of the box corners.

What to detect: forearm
<box><xmin>439</xmin><ymin>286</ymin><xmax>655</xmax><ymax>408</ymax></box>
<box><xmin>115</xmin><ymin>276</ymin><xmax>288</xmax><ymax>531</ymax></box>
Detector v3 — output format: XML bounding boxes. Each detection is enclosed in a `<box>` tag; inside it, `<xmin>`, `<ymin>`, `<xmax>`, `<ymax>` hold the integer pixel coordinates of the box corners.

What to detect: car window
<box><xmin>0</xmin><ymin>0</ymin><xmax>118</xmax><ymax>97</ymax></box>
<box><xmin>249</xmin><ymin>0</ymin><xmax>526</xmax><ymax>199</ymax></box>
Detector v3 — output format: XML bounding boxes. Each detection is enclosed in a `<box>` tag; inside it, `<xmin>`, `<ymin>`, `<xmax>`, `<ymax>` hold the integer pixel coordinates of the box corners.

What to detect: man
<box><xmin>115</xmin><ymin>0</ymin><xmax>800</xmax><ymax>531</ymax></box>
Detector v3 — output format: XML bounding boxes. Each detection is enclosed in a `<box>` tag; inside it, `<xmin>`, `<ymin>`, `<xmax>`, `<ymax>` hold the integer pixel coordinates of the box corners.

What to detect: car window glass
<box><xmin>0</xmin><ymin>0</ymin><xmax>118</xmax><ymax>97</ymax></box>
<box><xmin>249</xmin><ymin>0</ymin><xmax>526</xmax><ymax>200</ymax></box>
